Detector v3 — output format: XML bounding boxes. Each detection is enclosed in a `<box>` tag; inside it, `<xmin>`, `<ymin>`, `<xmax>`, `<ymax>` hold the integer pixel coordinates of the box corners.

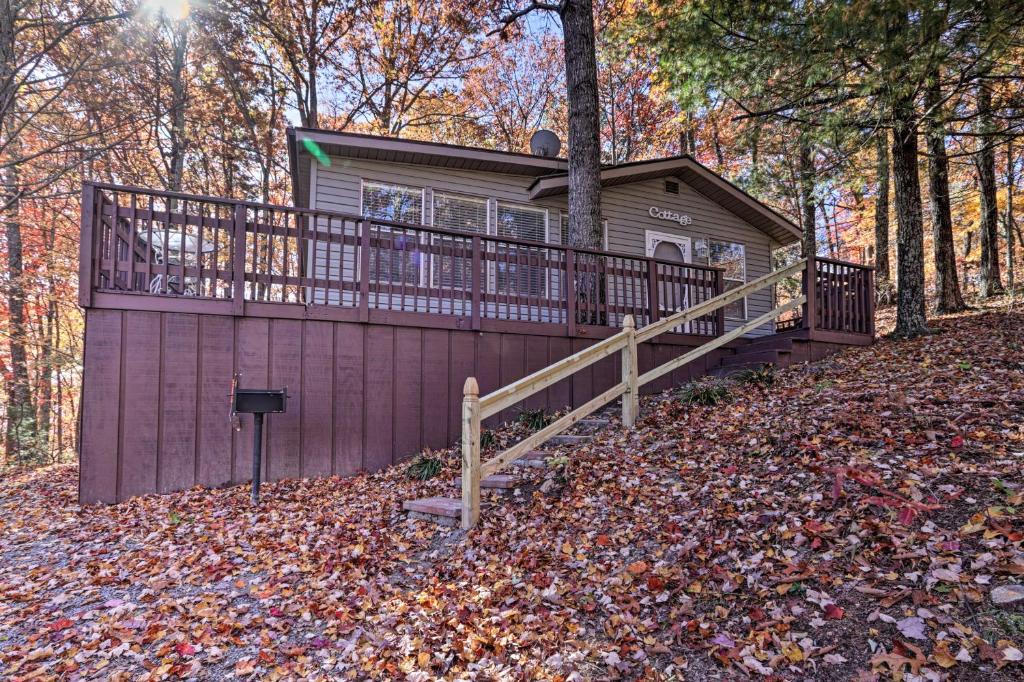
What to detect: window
<box><xmin>496</xmin><ymin>202</ymin><xmax>547</xmax><ymax>297</ymax></box>
<box><xmin>361</xmin><ymin>180</ymin><xmax>423</xmax><ymax>285</ymax></box>
<box><xmin>361</xmin><ymin>181</ymin><xmax>423</xmax><ymax>223</ymax></box>
<box><xmin>431</xmin><ymin>192</ymin><xmax>487</xmax><ymax>288</ymax></box>
<box><xmin>704</xmin><ymin>239</ymin><xmax>746</xmax><ymax>319</ymax></box>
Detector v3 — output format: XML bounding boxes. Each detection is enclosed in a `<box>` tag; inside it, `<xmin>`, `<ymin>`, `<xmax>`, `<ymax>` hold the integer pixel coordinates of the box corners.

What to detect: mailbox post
<box><xmin>232</xmin><ymin>386</ymin><xmax>287</xmax><ymax>504</ymax></box>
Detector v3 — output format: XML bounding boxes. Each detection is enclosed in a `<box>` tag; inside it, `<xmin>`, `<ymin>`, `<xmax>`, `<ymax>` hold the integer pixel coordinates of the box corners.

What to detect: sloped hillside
<box><xmin>2</xmin><ymin>307</ymin><xmax>1023</xmax><ymax>681</ymax></box>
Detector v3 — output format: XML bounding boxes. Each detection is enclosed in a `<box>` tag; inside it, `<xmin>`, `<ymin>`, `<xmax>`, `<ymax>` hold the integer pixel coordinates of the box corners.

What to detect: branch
<box><xmin>489</xmin><ymin>1</ymin><xmax>566</xmax><ymax>36</ymax></box>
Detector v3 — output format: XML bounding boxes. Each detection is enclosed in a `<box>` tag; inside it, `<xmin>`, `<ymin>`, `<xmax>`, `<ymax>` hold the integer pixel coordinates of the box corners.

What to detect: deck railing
<box><xmin>79</xmin><ymin>182</ymin><xmax>724</xmax><ymax>337</ymax></box>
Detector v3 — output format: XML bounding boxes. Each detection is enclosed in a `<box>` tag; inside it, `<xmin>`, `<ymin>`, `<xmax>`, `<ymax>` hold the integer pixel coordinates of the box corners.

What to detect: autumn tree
<box><xmin>494</xmin><ymin>0</ymin><xmax>603</xmax><ymax>251</ymax></box>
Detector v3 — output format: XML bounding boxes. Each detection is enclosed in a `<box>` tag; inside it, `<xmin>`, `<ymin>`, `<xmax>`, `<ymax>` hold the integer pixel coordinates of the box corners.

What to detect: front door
<box><xmin>645</xmin><ymin>230</ymin><xmax>692</xmax><ymax>330</ymax></box>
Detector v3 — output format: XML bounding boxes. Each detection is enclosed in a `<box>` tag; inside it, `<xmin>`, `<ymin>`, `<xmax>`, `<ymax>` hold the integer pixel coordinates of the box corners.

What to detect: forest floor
<box><xmin>2</xmin><ymin>301</ymin><xmax>1024</xmax><ymax>681</ymax></box>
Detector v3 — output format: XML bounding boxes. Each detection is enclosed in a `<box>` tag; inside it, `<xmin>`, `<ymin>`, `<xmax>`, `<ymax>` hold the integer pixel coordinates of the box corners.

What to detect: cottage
<box><xmin>287</xmin><ymin>129</ymin><xmax>802</xmax><ymax>337</ymax></box>
<box><xmin>77</xmin><ymin>129</ymin><xmax>873</xmax><ymax>504</ymax></box>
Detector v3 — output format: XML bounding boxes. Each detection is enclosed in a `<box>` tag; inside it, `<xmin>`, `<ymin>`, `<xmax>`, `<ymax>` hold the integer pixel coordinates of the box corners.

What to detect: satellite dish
<box><xmin>529</xmin><ymin>130</ymin><xmax>561</xmax><ymax>158</ymax></box>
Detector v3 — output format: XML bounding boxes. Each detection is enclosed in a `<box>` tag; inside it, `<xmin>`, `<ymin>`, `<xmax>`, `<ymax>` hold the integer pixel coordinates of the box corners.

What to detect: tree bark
<box><xmin>0</xmin><ymin>1</ymin><xmax>37</xmax><ymax>463</ymax></box>
<box><xmin>798</xmin><ymin>137</ymin><xmax>816</xmax><ymax>257</ymax></box>
<box><xmin>925</xmin><ymin>81</ymin><xmax>966</xmax><ymax>313</ymax></box>
<box><xmin>975</xmin><ymin>81</ymin><xmax>1003</xmax><ymax>297</ymax></box>
<box><xmin>890</xmin><ymin>113</ymin><xmax>930</xmax><ymax>337</ymax></box>
<box><xmin>1005</xmin><ymin>140</ymin><xmax>1016</xmax><ymax>291</ymax></box>
<box><xmin>874</xmin><ymin>131</ymin><xmax>891</xmax><ymax>286</ymax></box>
<box><xmin>563</xmin><ymin>0</ymin><xmax>602</xmax><ymax>250</ymax></box>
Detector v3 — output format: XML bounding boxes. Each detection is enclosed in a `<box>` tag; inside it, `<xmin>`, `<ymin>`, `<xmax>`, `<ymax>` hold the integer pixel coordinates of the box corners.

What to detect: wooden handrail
<box><xmin>479</xmin><ymin>328</ymin><xmax>631</xmax><ymax>419</ymax></box>
<box><xmin>459</xmin><ymin>257</ymin><xmax>814</xmax><ymax>529</ymax></box>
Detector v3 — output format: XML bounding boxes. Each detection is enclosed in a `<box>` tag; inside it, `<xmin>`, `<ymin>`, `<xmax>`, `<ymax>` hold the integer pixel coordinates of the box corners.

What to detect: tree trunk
<box><xmin>890</xmin><ymin>113</ymin><xmax>930</xmax><ymax>337</ymax></box>
<box><xmin>1006</xmin><ymin>140</ymin><xmax>1016</xmax><ymax>291</ymax></box>
<box><xmin>563</xmin><ymin>0</ymin><xmax>602</xmax><ymax>250</ymax></box>
<box><xmin>874</xmin><ymin>132</ymin><xmax>891</xmax><ymax>286</ymax></box>
<box><xmin>561</xmin><ymin>0</ymin><xmax>604</xmax><ymax>323</ymax></box>
<box><xmin>799</xmin><ymin>138</ymin><xmax>816</xmax><ymax>257</ymax></box>
<box><xmin>167</xmin><ymin>19</ymin><xmax>190</xmax><ymax>194</ymax></box>
<box><xmin>925</xmin><ymin>82</ymin><xmax>966</xmax><ymax>313</ymax></box>
<box><xmin>975</xmin><ymin>81</ymin><xmax>1003</xmax><ymax>297</ymax></box>
<box><xmin>0</xmin><ymin>2</ymin><xmax>37</xmax><ymax>464</ymax></box>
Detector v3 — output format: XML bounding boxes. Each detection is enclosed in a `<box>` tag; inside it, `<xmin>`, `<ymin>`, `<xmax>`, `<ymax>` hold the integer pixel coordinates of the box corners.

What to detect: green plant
<box><xmin>678</xmin><ymin>381</ymin><xmax>730</xmax><ymax>406</ymax></box>
<box><xmin>814</xmin><ymin>379</ymin><xmax>834</xmax><ymax>392</ymax></box>
<box><xmin>480</xmin><ymin>430</ymin><xmax>496</xmax><ymax>450</ymax></box>
<box><xmin>406</xmin><ymin>452</ymin><xmax>443</xmax><ymax>481</ymax></box>
<box><xmin>516</xmin><ymin>408</ymin><xmax>551</xmax><ymax>431</ymax></box>
<box><xmin>735</xmin><ymin>364</ymin><xmax>775</xmax><ymax>387</ymax></box>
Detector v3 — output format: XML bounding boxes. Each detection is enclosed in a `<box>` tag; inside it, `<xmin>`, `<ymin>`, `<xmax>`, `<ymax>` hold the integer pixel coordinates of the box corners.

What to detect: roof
<box><xmin>528</xmin><ymin>156</ymin><xmax>801</xmax><ymax>245</ymax></box>
<box><xmin>287</xmin><ymin>128</ymin><xmax>801</xmax><ymax>246</ymax></box>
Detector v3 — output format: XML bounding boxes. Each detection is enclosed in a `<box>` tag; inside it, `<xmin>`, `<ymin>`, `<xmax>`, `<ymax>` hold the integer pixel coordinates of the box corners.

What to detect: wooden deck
<box><xmin>77</xmin><ymin>183</ymin><xmax>874</xmax><ymax>503</ymax></box>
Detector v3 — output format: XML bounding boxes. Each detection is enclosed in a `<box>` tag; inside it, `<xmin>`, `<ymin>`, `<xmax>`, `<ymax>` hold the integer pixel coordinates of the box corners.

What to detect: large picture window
<box><xmin>707</xmin><ymin>240</ymin><xmax>746</xmax><ymax>319</ymax></box>
<box><xmin>431</xmin><ymin>192</ymin><xmax>487</xmax><ymax>289</ymax></box>
<box><xmin>361</xmin><ymin>180</ymin><xmax>423</xmax><ymax>285</ymax></box>
<box><xmin>496</xmin><ymin>202</ymin><xmax>547</xmax><ymax>297</ymax></box>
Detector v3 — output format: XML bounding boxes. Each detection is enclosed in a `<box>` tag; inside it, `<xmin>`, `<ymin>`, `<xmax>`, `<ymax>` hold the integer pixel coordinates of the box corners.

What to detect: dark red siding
<box><xmin>79</xmin><ymin>309</ymin><xmax>723</xmax><ymax>504</ymax></box>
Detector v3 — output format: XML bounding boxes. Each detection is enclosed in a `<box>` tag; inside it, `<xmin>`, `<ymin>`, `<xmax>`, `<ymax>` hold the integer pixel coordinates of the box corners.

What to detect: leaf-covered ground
<box><xmin>2</xmin><ymin>306</ymin><xmax>1024</xmax><ymax>681</ymax></box>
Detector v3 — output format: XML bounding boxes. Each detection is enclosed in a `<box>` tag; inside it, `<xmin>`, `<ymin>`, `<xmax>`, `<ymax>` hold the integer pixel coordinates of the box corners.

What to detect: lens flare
<box><xmin>143</xmin><ymin>0</ymin><xmax>191</xmax><ymax>21</ymax></box>
<box><xmin>302</xmin><ymin>138</ymin><xmax>332</xmax><ymax>167</ymax></box>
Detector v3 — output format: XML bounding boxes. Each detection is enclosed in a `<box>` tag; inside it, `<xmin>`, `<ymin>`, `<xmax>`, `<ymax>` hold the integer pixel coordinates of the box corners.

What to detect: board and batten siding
<box><xmin>309</xmin><ymin>155</ymin><xmax>780</xmax><ymax>336</ymax></box>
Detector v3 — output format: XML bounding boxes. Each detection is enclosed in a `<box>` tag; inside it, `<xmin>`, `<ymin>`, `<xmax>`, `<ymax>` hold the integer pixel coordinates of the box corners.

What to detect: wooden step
<box><xmin>720</xmin><ymin>349</ymin><xmax>789</xmax><ymax>368</ymax></box>
<box><xmin>575</xmin><ymin>418</ymin><xmax>610</xmax><ymax>430</ymax></box>
<box><xmin>547</xmin><ymin>433</ymin><xmax>592</xmax><ymax>446</ymax></box>
<box><xmin>740</xmin><ymin>336</ymin><xmax>794</xmax><ymax>353</ymax></box>
<box><xmin>403</xmin><ymin>497</ymin><xmax>461</xmax><ymax>527</ymax></box>
<box><xmin>512</xmin><ymin>450</ymin><xmax>556</xmax><ymax>467</ymax></box>
<box><xmin>708</xmin><ymin>362</ymin><xmax>774</xmax><ymax>379</ymax></box>
<box><xmin>454</xmin><ymin>474</ymin><xmax>518</xmax><ymax>489</ymax></box>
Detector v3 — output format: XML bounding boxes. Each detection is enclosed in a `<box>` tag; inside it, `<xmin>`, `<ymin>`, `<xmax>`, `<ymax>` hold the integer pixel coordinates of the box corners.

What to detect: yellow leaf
<box><xmin>782</xmin><ymin>641</ymin><xmax>804</xmax><ymax>662</ymax></box>
<box><xmin>417</xmin><ymin>651</ymin><xmax>430</xmax><ymax>668</ymax></box>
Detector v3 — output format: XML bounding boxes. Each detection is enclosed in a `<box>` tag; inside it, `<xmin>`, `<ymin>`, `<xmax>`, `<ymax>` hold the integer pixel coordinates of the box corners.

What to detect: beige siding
<box><xmin>311</xmin><ymin>155</ymin><xmax>781</xmax><ymax>336</ymax></box>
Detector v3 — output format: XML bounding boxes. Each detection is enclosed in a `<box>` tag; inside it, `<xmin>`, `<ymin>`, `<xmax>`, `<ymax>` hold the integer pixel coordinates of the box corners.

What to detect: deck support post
<box><xmin>358</xmin><ymin>219</ymin><xmax>372</xmax><ymax>322</ymax></box>
<box><xmin>232</xmin><ymin>203</ymin><xmax>247</xmax><ymax>315</ymax></box>
<box><xmin>803</xmin><ymin>254</ymin><xmax>817</xmax><ymax>332</ymax></box>
<box><xmin>621</xmin><ymin>315</ymin><xmax>638</xmax><ymax>428</ymax></box>
<box><xmin>714</xmin><ymin>269</ymin><xmax>726</xmax><ymax>336</ymax></box>
<box><xmin>79</xmin><ymin>183</ymin><xmax>96</xmax><ymax>307</ymax></box>
<box><xmin>461</xmin><ymin>377</ymin><xmax>481</xmax><ymax>530</ymax></box>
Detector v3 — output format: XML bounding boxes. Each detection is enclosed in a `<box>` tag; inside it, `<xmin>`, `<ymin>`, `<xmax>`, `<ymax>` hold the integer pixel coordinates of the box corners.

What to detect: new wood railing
<box><xmin>458</xmin><ymin>258</ymin><xmax>811</xmax><ymax>529</ymax></box>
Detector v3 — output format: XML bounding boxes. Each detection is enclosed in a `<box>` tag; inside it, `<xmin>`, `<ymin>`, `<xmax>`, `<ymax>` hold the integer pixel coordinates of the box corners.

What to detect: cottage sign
<box><xmin>649</xmin><ymin>206</ymin><xmax>692</xmax><ymax>226</ymax></box>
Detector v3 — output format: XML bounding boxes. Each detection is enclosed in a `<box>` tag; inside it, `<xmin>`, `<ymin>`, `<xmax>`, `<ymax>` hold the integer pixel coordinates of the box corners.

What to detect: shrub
<box><xmin>406</xmin><ymin>451</ymin><xmax>443</xmax><ymax>481</ymax></box>
<box><xmin>678</xmin><ymin>381</ymin><xmax>730</xmax><ymax>406</ymax></box>
<box><xmin>480</xmin><ymin>429</ymin><xmax>496</xmax><ymax>450</ymax></box>
<box><xmin>735</xmin><ymin>365</ymin><xmax>775</xmax><ymax>387</ymax></box>
<box><xmin>516</xmin><ymin>408</ymin><xmax>551</xmax><ymax>431</ymax></box>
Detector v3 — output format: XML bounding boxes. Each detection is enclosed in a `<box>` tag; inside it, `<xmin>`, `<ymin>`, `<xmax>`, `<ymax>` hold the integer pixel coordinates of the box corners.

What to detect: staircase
<box><xmin>711</xmin><ymin>333</ymin><xmax>808</xmax><ymax>377</ymax></box>
<box><xmin>402</xmin><ymin>414</ymin><xmax>612</xmax><ymax>526</ymax></box>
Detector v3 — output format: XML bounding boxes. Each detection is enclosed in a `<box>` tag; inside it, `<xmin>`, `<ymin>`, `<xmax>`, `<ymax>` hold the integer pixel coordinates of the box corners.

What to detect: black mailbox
<box><xmin>234</xmin><ymin>388</ymin><xmax>287</xmax><ymax>414</ymax></box>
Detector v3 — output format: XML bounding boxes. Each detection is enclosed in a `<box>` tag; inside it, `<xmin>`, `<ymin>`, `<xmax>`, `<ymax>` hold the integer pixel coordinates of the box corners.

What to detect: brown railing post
<box><xmin>78</xmin><ymin>183</ymin><xmax>96</xmax><ymax>307</ymax></box>
<box><xmin>565</xmin><ymin>248</ymin><xmax>577</xmax><ymax>336</ymax></box>
<box><xmin>358</xmin><ymin>219</ymin><xmax>372</xmax><ymax>322</ymax></box>
<box><xmin>714</xmin><ymin>269</ymin><xmax>726</xmax><ymax>336</ymax></box>
<box><xmin>471</xmin><ymin>235</ymin><xmax>482</xmax><ymax>331</ymax></box>
<box><xmin>803</xmin><ymin>254</ymin><xmax>817</xmax><ymax>331</ymax></box>
<box><xmin>646</xmin><ymin>259</ymin><xmax>660</xmax><ymax>325</ymax></box>
<box><xmin>867</xmin><ymin>266</ymin><xmax>876</xmax><ymax>337</ymax></box>
<box><xmin>232</xmin><ymin>203</ymin><xmax>247</xmax><ymax>315</ymax></box>
<box><xmin>461</xmin><ymin>377</ymin><xmax>481</xmax><ymax>530</ymax></box>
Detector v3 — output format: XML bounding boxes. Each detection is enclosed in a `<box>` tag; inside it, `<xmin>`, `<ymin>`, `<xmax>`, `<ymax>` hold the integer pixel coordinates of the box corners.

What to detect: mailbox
<box><xmin>234</xmin><ymin>388</ymin><xmax>287</xmax><ymax>414</ymax></box>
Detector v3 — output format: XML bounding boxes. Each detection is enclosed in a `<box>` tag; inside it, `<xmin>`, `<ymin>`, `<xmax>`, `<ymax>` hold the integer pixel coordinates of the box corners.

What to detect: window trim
<box><xmin>494</xmin><ymin>201</ymin><xmax>551</xmax><ymax>300</ymax></box>
<box><xmin>359</xmin><ymin>178</ymin><xmax>426</xmax><ymax>224</ymax></box>
<box><xmin>429</xmin><ymin>190</ymin><xmax>490</xmax><ymax>291</ymax></box>
<box><xmin>359</xmin><ymin>178</ymin><xmax>427</xmax><ymax>288</ymax></box>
